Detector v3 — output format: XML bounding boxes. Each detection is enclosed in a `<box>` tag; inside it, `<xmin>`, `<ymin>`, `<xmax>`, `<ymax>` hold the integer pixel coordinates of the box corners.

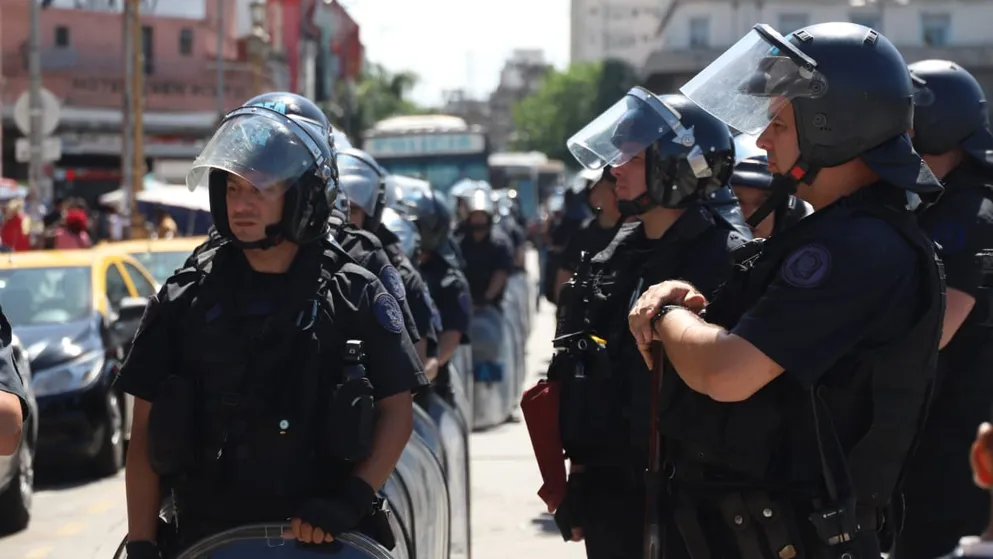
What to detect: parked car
<box><xmin>107</xmin><ymin>236</ymin><xmax>207</xmax><ymax>285</ymax></box>
<box><xmin>0</xmin><ymin>248</ymin><xmax>156</xmax><ymax>477</ymax></box>
<box><xmin>0</xmin><ymin>333</ymin><xmax>37</xmax><ymax>533</ymax></box>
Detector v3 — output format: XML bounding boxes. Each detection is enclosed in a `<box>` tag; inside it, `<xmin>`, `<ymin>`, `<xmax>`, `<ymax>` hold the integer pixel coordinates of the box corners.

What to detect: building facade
<box><xmin>0</xmin><ymin>0</ymin><xmax>284</xmax><ymax>200</ymax></box>
<box><xmin>641</xmin><ymin>0</ymin><xmax>993</xmax><ymax>103</ymax></box>
<box><xmin>570</xmin><ymin>0</ymin><xmax>674</xmax><ymax>68</ymax></box>
<box><xmin>486</xmin><ymin>49</ymin><xmax>552</xmax><ymax>151</ymax></box>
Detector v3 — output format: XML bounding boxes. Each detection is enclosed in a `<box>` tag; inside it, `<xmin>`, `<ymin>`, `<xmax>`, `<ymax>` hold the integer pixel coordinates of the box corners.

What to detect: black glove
<box><xmin>296</xmin><ymin>477</ymin><xmax>376</xmax><ymax>537</ymax></box>
<box><xmin>554</xmin><ymin>472</ymin><xmax>587</xmax><ymax>541</ymax></box>
<box><xmin>125</xmin><ymin>540</ymin><xmax>161</xmax><ymax>559</ymax></box>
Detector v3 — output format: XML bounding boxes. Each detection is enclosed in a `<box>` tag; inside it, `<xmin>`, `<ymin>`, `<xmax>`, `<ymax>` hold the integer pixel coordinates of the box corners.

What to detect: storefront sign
<box><xmin>70</xmin><ymin>77</ymin><xmax>249</xmax><ymax>100</ymax></box>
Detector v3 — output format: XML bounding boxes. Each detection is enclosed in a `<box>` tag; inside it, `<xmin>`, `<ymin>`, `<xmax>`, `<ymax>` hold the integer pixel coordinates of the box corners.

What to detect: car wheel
<box><xmin>91</xmin><ymin>390</ymin><xmax>125</xmax><ymax>478</ymax></box>
<box><xmin>0</xmin><ymin>438</ymin><xmax>34</xmax><ymax>534</ymax></box>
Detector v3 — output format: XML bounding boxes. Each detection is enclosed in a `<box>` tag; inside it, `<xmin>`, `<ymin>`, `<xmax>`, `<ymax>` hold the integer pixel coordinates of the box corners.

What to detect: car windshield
<box><xmin>0</xmin><ymin>266</ymin><xmax>92</xmax><ymax>325</ymax></box>
<box><xmin>131</xmin><ymin>251</ymin><xmax>192</xmax><ymax>284</ymax></box>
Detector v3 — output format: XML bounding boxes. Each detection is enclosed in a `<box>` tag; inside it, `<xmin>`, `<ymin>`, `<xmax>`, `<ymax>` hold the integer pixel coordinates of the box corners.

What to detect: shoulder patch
<box><xmin>781</xmin><ymin>244</ymin><xmax>832</xmax><ymax>288</ymax></box>
<box><xmin>424</xmin><ymin>285</ymin><xmax>443</xmax><ymax>332</ymax></box>
<box><xmin>380</xmin><ymin>265</ymin><xmax>406</xmax><ymax>301</ymax></box>
<box><xmin>373</xmin><ymin>292</ymin><xmax>404</xmax><ymax>334</ymax></box>
<box><xmin>929</xmin><ymin>221</ymin><xmax>966</xmax><ymax>254</ymax></box>
<box><xmin>458</xmin><ymin>289</ymin><xmax>472</xmax><ymax>315</ymax></box>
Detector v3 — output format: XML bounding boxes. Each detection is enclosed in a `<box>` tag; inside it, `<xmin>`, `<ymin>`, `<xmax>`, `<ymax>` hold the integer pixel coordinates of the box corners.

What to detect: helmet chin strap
<box><xmin>617</xmin><ymin>192</ymin><xmax>657</xmax><ymax>218</ymax></box>
<box><xmin>229</xmin><ymin>223</ymin><xmax>285</xmax><ymax>251</ymax></box>
<box><xmin>746</xmin><ymin>159</ymin><xmax>820</xmax><ymax>228</ymax></box>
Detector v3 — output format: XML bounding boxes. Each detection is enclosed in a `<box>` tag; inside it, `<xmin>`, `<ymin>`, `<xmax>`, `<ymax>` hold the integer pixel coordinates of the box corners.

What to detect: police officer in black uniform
<box><xmin>116</xmin><ymin>93</ymin><xmax>422</xmax><ymax>559</ymax></box>
<box><xmin>729</xmin><ymin>155</ymin><xmax>811</xmax><ymax>239</ymax></box>
<box><xmin>628</xmin><ymin>22</ymin><xmax>945</xmax><ymax>559</ymax></box>
<box><xmin>0</xmin><ymin>309</ymin><xmax>27</xmax><ymax>456</ymax></box>
<box><xmin>402</xmin><ymin>187</ymin><xmax>473</xmax><ymax>406</ymax></box>
<box><xmin>936</xmin><ymin>413</ymin><xmax>993</xmax><ymax>559</ymax></box>
<box><xmin>336</xmin><ymin>149</ymin><xmax>439</xmax><ymax>372</ymax></box>
<box><xmin>894</xmin><ymin>59</ymin><xmax>993</xmax><ymax>559</ymax></box>
<box><xmin>552</xmin><ymin>90</ymin><xmax>749</xmax><ymax>559</ymax></box>
<box><xmin>554</xmin><ymin>167</ymin><xmax>623</xmax><ymax>301</ymax></box>
<box><xmin>459</xmin><ymin>187</ymin><xmax>515</xmax><ymax>311</ymax></box>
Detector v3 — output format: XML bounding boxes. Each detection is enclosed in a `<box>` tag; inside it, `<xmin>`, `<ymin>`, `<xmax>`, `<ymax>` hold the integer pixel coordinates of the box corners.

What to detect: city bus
<box><xmin>362</xmin><ymin>115</ymin><xmax>490</xmax><ymax>195</ymax></box>
<box><xmin>488</xmin><ymin>151</ymin><xmax>559</xmax><ymax>226</ymax></box>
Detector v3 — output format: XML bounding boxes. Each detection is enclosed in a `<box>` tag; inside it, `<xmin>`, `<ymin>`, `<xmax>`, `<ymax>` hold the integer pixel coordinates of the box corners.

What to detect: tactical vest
<box><xmin>659</xmin><ymin>191</ymin><xmax>944</xmax><ymax>558</ymax></box>
<box><xmin>167</xmin><ymin>237</ymin><xmax>359</xmax><ymax>523</ymax></box>
<box><xmin>557</xmin><ymin>208</ymin><xmax>740</xmax><ymax>467</ymax></box>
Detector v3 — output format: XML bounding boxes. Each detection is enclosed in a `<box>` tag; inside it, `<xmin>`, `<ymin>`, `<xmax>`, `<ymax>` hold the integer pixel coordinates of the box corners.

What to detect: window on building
<box><xmin>178</xmin><ymin>28</ymin><xmax>193</xmax><ymax>56</ymax></box>
<box><xmin>142</xmin><ymin>25</ymin><xmax>154</xmax><ymax>75</ymax></box>
<box><xmin>921</xmin><ymin>13</ymin><xmax>951</xmax><ymax>47</ymax></box>
<box><xmin>689</xmin><ymin>17</ymin><xmax>710</xmax><ymax>49</ymax></box>
<box><xmin>777</xmin><ymin>13</ymin><xmax>809</xmax><ymax>34</ymax></box>
<box><xmin>609</xmin><ymin>34</ymin><xmax>637</xmax><ymax>49</ymax></box>
<box><xmin>54</xmin><ymin>26</ymin><xmax>70</xmax><ymax>48</ymax></box>
<box><xmin>850</xmin><ymin>13</ymin><xmax>882</xmax><ymax>31</ymax></box>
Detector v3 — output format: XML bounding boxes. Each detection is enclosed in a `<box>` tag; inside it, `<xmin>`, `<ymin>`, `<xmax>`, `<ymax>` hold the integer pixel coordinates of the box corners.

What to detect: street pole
<box><xmin>216</xmin><ymin>0</ymin><xmax>225</xmax><ymax>120</ymax></box>
<box><xmin>132</xmin><ymin>0</ymin><xmax>145</xmax><ymax>239</ymax></box>
<box><xmin>121</xmin><ymin>0</ymin><xmax>134</xmax><ymax>240</ymax></box>
<box><xmin>28</xmin><ymin>0</ymin><xmax>44</xmax><ymax>211</ymax></box>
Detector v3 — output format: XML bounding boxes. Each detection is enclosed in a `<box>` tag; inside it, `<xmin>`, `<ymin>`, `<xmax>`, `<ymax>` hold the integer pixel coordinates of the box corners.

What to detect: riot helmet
<box><xmin>381</xmin><ymin>206</ymin><xmax>420</xmax><ymax>260</ymax></box>
<box><xmin>387</xmin><ymin>174</ymin><xmax>432</xmax><ymax>213</ymax></box>
<box><xmin>401</xmin><ymin>187</ymin><xmax>452</xmax><ymax>253</ymax></box>
<box><xmin>680</xmin><ymin>22</ymin><xmax>941</xmax><ymax>211</ymax></box>
<box><xmin>909</xmin><ymin>59</ymin><xmax>993</xmax><ymax>168</ymax></box>
<box><xmin>568</xmin><ymin>90</ymin><xmax>735</xmax><ymax>216</ymax></box>
<box><xmin>186</xmin><ymin>92</ymin><xmax>339</xmax><ymax>250</ymax></box>
<box><xmin>337</xmin><ymin>148</ymin><xmax>388</xmax><ymax>231</ymax></box>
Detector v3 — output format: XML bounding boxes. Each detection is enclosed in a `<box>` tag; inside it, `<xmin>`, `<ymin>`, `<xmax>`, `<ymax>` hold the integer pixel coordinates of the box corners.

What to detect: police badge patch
<box><xmin>781</xmin><ymin>244</ymin><xmax>832</xmax><ymax>288</ymax></box>
<box><xmin>373</xmin><ymin>293</ymin><xmax>404</xmax><ymax>334</ymax></box>
<box><xmin>380</xmin><ymin>266</ymin><xmax>406</xmax><ymax>301</ymax></box>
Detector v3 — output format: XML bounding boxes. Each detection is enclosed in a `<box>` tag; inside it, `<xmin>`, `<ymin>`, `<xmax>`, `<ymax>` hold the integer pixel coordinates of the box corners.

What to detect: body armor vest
<box><xmin>658</xmin><ymin>190</ymin><xmax>944</xmax><ymax>558</ymax></box>
<box><xmin>165</xmin><ymin>237</ymin><xmax>358</xmax><ymax>524</ymax></box>
<box><xmin>557</xmin><ymin>208</ymin><xmax>740</xmax><ymax>466</ymax></box>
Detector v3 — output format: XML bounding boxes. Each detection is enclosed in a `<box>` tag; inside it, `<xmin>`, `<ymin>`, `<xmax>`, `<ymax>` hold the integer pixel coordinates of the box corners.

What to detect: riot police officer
<box><xmin>0</xmin><ymin>308</ymin><xmax>27</xmax><ymax>456</ymax></box>
<box><xmin>628</xmin><ymin>22</ymin><xmax>944</xmax><ymax>559</ymax></box>
<box><xmin>116</xmin><ymin>93</ymin><xmax>422</xmax><ymax>558</ymax></box>
<box><xmin>459</xmin><ymin>187</ymin><xmax>515</xmax><ymax>310</ymax></box>
<box><xmin>730</xmin><ymin>156</ymin><xmax>811</xmax><ymax>238</ymax></box>
<box><xmin>336</xmin><ymin>149</ymin><xmax>440</xmax><ymax>372</ymax></box>
<box><xmin>894</xmin><ymin>59</ymin><xmax>993</xmax><ymax>559</ymax></box>
<box><xmin>552</xmin><ymin>90</ymin><xmax>749</xmax><ymax>559</ymax></box>
<box><xmin>402</xmin><ymin>187</ymin><xmax>473</xmax><ymax>406</ymax></box>
<box><xmin>381</xmin><ymin>205</ymin><xmax>444</xmax><ymax>389</ymax></box>
<box><xmin>554</xmin><ymin>167</ymin><xmax>623</xmax><ymax>302</ymax></box>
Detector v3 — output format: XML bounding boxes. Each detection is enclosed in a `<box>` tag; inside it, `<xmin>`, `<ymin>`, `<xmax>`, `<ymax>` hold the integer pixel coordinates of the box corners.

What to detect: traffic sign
<box><xmin>15</xmin><ymin>137</ymin><xmax>62</xmax><ymax>163</ymax></box>
<box><xmin>13</xmin><ymin>88</ymin><xmax>61</xmax><ymax>137</ymax></box>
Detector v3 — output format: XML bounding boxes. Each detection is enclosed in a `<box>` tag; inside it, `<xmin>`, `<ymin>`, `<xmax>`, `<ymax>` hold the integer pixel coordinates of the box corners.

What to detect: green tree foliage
<box><xmin>325</xmin><ymin>63</ymin><xmax>429</xmax><ymax>143</ymax></box>
<box><xmin>511</xmin><ymin>59</ymin><xmax>641</xmax><ymax>165</ymax></box>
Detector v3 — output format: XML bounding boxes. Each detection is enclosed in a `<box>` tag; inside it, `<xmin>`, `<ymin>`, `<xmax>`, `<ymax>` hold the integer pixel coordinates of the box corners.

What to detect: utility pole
<box><xmin>216</xmin><ymin>0</ymin><xmax>225</xmax><ymax>121</ymax></box>
<box><xmin>28</xmin><ymin>0</ymin><xmax>44</xmax><ymax>210</ymax></box>
<box><xmin>122</xmin><ymin>0</ymin><xmax>145</xmax><ymax>239</ymax></box>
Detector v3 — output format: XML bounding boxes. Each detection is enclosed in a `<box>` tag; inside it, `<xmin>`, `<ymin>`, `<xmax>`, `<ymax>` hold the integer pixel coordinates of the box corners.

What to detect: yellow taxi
<box><xmin>0</xmin><ymin>248</ymin><xmax>158</xmax><ymax>476</ymax></box>
<box><xmin>108</xmin><ymin>236</ymin><xmax>207</xmax><ymax>285</ymax></box>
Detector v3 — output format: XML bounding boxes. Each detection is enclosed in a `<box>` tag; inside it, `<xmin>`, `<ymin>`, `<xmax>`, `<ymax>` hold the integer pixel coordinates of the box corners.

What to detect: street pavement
<box><xmin>0</xmin><ymin>263</ymin><xmax>585</xmax><ymax>559</ymax></box>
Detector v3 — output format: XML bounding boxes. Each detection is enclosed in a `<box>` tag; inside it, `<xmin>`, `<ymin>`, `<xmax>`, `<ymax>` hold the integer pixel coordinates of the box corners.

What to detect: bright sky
<box><xmin>341</xmin><ymin>0</ymin><xmax>572</xmax><ymax>107</ymax></box>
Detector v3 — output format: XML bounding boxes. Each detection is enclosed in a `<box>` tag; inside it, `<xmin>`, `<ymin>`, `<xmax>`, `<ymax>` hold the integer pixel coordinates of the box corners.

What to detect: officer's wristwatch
<box><xmin>650</xmin><ymin>304</ymin><xmax>688</xmax><ymax>334</ymax></box>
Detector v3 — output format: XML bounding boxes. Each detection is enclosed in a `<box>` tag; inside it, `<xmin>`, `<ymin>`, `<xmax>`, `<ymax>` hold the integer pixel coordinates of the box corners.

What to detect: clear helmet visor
<box><xmin>186</xmin><ymin>112</ymin><xmax>320</xmax><ymax>199</ymax></box>
<box><xmin>567</xmin><ymin>87</ymin><xmax>682</xmax><ymax>170</ymax></box>
<box><xmin>680</xmin><ymin>26</ymin><xmax>829</xmax><ymax>136</ymax></box>
<box><xmin>337</xmin><ymin>153</ymin><xmax>383</xmax><ymax>215</ymax></box>
<box><xmin>382</xmin><ymin>207</ymin><xmax>420</xmax><ymax>259</ymax></box>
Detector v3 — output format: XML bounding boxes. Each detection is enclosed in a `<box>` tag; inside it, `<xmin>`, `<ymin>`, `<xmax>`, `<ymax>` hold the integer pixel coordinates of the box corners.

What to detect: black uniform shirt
<box><xmin>420</xmin><ymin>253</ymin><xmax>472</xmax><ymax>338</ymax></box>
<box><xmin>116</xmin><ymin>244</ymin><xmax>427</xmax><ymax>402</ymax></box>
<box><xmin>460</xmin><ymin>227</ymin><xmax>514</xmax><ymax>306</ymax></box>
<box><xmin>377</xmin><ymin>226</ymin><xmax>439</xmax><ymax>346</ymax></box>
<box><xmin>560</xmin><ymin>216</ymin><xmax>623</xmax><ymax>273</ymax></box>
<box><xmin>731</xmin><ymin>193</ymin><xmax>922</xmax><ymax>387</ymax></box>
